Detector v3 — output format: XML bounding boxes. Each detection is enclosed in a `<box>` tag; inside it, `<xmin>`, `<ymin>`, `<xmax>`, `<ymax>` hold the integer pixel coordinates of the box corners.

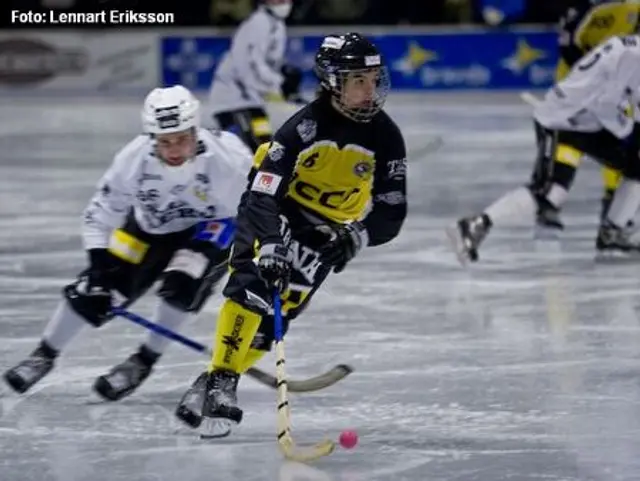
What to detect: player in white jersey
<box><xmin>206</xmin><ymin>0</ymin><xmax>304</xmax><ymax>152</ymax></box>
<box><xmin>448</xmin><ymin>35</ymin><xmax>640</xmax><ymax>264</ymax></box>
<box><xmin>3</xmin><ymin>85</ymin><xmax>253</xmax><ymax>401</ymax></box>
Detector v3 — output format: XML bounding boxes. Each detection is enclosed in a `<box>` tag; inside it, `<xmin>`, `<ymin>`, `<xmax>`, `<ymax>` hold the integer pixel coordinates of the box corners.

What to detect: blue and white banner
<box><xmin>161</xmin><ymin>28</ymin><xmax>559</xmax><ymax>91</ymax></box>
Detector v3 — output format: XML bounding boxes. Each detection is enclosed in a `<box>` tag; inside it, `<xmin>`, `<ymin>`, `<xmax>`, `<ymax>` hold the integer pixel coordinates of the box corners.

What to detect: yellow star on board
<box><xmin>393</xmin><ymin>41</ymin><xmax>438</xmax><ymax>76</ymax></box>
<box><xmin>501</xmin><ymin>39</ymin><xmax>547</xmax><ymax>74</ymax></box>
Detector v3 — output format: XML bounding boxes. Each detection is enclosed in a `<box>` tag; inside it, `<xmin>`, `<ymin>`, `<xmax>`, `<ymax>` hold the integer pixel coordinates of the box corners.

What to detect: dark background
<box><xmin>0</xmin><ymin>0</ymin><xmax>571</xmax><ymax>29</ymax></box>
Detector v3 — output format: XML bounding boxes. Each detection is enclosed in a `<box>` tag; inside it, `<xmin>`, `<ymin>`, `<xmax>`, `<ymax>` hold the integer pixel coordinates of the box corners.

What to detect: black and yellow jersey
<box><xmin>557</xmin><ymin>0</ymin><xmax>640</xmax><ymax>80</ymax></box>
<box><xmin>239</xmin><ymin>95</ymin><xmax>407</xmax><ymax>248</ymax></box>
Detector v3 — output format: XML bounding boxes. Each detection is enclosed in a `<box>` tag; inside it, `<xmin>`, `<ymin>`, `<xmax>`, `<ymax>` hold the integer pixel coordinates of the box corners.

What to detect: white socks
<box><xmin>42</xmin><ymin>300</ymin><xmax>87</xmax><ymax>352</ymax></box>
<box><xmin>484</xmin><ymin>186</ymin><xmax>537</xmax><ymax>226</ymax></box>
<box><xmin>606</xmin><ymin>179</ymin><xmax>640</xmax><ymax>228</ymax></box>
<box><xmin>142</xmin><ymin>300</ymin><xmax>191</xmax><ymax>355</ymax></box>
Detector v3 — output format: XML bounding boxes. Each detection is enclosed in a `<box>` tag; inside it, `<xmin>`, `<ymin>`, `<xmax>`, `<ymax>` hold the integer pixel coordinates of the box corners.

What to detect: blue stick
<box><xmin>273</xmin><ymin>290</ymin><xmax>284</xmax><ymax>342</ymax></box>
<box><xmin>111</xmin><ymin>307</ymin><xmax>210</xmax><ymax>355</ymax></box>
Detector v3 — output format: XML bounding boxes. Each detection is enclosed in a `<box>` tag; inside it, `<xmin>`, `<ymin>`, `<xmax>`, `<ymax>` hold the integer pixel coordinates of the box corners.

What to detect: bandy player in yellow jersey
<box><xmin>538</xmin><ymin>0</ymin><xmax>640</xmax><ymax>232</ymax></box>
<box><xmin>173</xmin><ymin>33</ymin><xmax>408</xmax><ymax>437</ymax></box>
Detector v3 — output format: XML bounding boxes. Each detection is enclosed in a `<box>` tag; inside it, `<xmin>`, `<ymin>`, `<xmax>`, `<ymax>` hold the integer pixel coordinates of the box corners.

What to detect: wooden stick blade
<box><xmin>278</xmin><ymin>437</ymin><xmax>336</xmax><ymax>463</ymax></box>
<box><xmin>247</xmin><ymin>363</ymin><xmax>353</xmax><ymax>393</ymax></box>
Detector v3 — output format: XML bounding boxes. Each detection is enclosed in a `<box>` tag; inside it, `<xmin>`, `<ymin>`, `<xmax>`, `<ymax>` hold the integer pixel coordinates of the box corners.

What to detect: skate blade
<box><xmin>199</xmin><ymin>417</ymin><xmax>236</xmax><ymax>439</ymax></box>
<box><xmin>534</xmin><ymin>224</ymin><xmax>562</xmax><ymax>240</ymax></box>
<box><xmin>445</xmin><ymin>225</ymin><xmax>469</xmax><ymax>267</ymax></box>
<box><xmin>595</xmin><ymin>250</ymin><xmax>640</xmax><ymax>262</ymax></box>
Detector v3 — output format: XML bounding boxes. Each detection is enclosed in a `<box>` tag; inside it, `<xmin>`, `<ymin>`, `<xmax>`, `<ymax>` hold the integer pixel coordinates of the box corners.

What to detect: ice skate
<box><xmin>175</xmin><ymin>371</ymin><xmax>208</xmax><ymax>428</ymax></box>
<box><xmin>595</xmin><ymin>221</ymin><xmax>640</xmax><ymax>260</ymax></box>
<box><xmin>446</xmin><ymin>214</ymin><xmax>491</xmax><ymax>265</ymax></box>
<box><xmin>4</xmin><ymin>342</ymin><xmax>56</xmax><ymax>394</ymax></box>
<box><xmin>534</xmin><ymin>202</ymin><xmax>564</xmax><ymax>239</ymax></box>
<box><xmin>199</xmin><ymin>370</ymin><xmax>243</xmax><ymax>439</ymax></box>
<box><xmin>93</xmin><ymin>347</ymin><xmax>156</xmax><ymax>401</ymax></box>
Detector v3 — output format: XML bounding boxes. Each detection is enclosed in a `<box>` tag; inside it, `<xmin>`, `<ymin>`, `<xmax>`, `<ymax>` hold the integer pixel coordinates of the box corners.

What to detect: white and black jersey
<box><xmin>535</xmin><ymin>35</ymin><xmax>640</xmax><ymax>139</ymax></box>
<box><xmin>82</xmin><ymin>128</ymin><xmax>252</xmax><ymax>250</ymax></box>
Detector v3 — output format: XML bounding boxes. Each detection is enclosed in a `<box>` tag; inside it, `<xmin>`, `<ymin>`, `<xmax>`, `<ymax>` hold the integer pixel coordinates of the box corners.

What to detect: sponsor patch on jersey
<box><xmin>251</xmin><ymin>171</ymin><xmax>282</xmax><ymax>195</ymax></box>
<box><xmin>353</xmin><ymin>161</ymin><xmax>373</xmax><ymax>178</ymax></box>
<box><xmin>388</xmin><ymin>158</ymin><xmax>407</xmax><ymax>179</ymax></box>
<box><xmin>375</xmin><ymin>191</ymin><xmax>405</xmax><ymax>205</ymax></box>
<box><xmin>267</xmin><ymin>141</ymin><xmax>285</xmax><ymax>162</ymax></box>
<box><xmin>296</xmin><ymin>119</ymin><xmax>317</xmax><ymax>143</ymax></box>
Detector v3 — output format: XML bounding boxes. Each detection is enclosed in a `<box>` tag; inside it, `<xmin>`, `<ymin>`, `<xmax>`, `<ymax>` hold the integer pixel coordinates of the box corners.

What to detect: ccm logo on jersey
<box><xmin>251</xmin><ymin>171</ymin><xmax>282</xmax><ymax>195</ymax></box>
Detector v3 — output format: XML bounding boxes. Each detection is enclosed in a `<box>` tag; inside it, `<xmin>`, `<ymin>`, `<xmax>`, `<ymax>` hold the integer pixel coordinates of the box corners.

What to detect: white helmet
<box><xmin>141</xmin><ymin>85</ymin><xmax>200</xmax><ymax>135</ymax></box>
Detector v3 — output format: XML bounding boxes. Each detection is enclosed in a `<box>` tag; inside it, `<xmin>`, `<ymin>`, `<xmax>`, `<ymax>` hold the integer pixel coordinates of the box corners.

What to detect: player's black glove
<box><xmin>317</xmin><ymin>222</ymin><xmax>368</xmax><ymax>273</ymax></box>
<box><xmin>85</xmin><ymin>248</ymin><xmax>115</xmax><ymax>320</ymax></box>
<box><xmin>281</xmin><ymin>65</ymin><xmax>303</xmax><ymax>101</ymax></box>
<box><xmin>257</xmin><ymin>243</ymin><xmax>292</xmax><ymax>294</ymax></box>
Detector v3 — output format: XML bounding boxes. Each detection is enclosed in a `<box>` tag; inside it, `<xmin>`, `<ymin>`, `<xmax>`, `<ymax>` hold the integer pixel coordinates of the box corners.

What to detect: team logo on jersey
<box><xmin>267</xmin><ymin>141</ymin><xmax>285</xmax><ymax>162</ymax></box>
<box><xmin>353</xmin><ymin>161</ymin><xmax>373</xmax><ymax>178</ymax></box>
<box><xmin>193</xmin><ymin>186</ymin><xmax>208</xmax><ymax>201</ymax></box>
<box><xmin>301</xmin><ymin>152</ymin><xmax>318</xmax><ymax>168</ymax></box>
<box><xmin>296</xmin><ymin>119</ymin><xmax>317</xmax><ymax>143</ymax></box>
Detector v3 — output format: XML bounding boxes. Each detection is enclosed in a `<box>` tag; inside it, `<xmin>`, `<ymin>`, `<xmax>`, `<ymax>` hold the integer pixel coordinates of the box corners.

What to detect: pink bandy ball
<box><xmin>339</xmin><ymin>430</ymin><xmax>358</xmax><ymax>449</ymax></box>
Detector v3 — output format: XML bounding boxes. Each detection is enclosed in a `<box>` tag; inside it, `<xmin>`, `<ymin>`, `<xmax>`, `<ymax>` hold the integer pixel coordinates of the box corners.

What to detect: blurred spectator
<box><xmin>210</xmin><ymin>0</ymin><xmax>254</xmax><ymax>25</ymax></box>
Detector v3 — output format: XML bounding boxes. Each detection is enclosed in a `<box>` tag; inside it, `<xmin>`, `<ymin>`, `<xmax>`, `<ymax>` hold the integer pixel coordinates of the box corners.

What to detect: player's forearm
<box><xmin>82</xmin><ymin>222</ymin><xmax>112</xmax><ymax>250</ymax></box>
<box><xmin>362</xmin><ymin>201</ymin><xmax>407</xmax><ymax>247</ymax></box>
<box><xmin>242</xmin><ymin>192</ymin><xmax>285</xmax><ymax>245</ymax></box>
<box><xmin>81</xmin><ymin>198</ymin><xmax>129</xmax><ymax>249</ymax></box>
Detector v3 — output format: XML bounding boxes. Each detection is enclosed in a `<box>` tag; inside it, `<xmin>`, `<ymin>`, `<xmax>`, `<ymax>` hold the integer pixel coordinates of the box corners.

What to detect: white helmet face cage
<box><xmin>327</xmin><ymin>66</ymin><xmax>390</xmax><ymax>122</ymax></box>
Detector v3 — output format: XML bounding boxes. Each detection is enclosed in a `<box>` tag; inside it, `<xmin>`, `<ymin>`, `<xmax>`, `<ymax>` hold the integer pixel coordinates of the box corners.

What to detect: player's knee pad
<box><xmin>63</xmin><ymin>282</ymin><xmax>113</xmax><ymax>328</ymax></box>
<box><xmin>157</xmin><ymin>249</ymin><xmax>222</xmax><ymax>312</ymax></box>
<box><xmin>157</xmin><ymin>271</ymin><xmax>204</xmax><ymax>312</ymax></box>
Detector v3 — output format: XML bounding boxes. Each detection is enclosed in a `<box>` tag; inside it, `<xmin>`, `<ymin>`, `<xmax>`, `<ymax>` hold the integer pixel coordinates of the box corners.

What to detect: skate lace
<box><xmin>14</xmin><ymin>355</ymin><xmax>50</xmax><ymax>380</ymax></box>
<box><xmin>210</xmin><ymin>374</ymin><xmax>238</xmax><ymax>405</ymax></box>
<box><xmin>107</xmin><ymin>357</ymin><xmax>148</xmax><ymax>389</ymax></box>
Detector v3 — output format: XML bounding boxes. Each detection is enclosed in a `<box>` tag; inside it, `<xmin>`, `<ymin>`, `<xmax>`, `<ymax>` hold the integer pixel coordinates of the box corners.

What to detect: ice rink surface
<box><xmin>2</xmin><ymin>92</ymin><xmax>640</xmax><ymax>481</ymax></box>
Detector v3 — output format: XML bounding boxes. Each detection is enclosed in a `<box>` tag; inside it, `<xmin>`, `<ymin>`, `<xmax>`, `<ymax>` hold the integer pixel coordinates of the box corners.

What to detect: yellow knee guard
<box><xmin>239</xmin><ymin>348</ymin><xmax>267</xmax><ymax>373</ymax></box>
<box><xmin>601</xmin><ymin>166</ymin><xmax>622</xmax><ymax>193</ymax></box>
<box><xmin>208</xmin><ymin>299</ymin><xmax>262</xmax><ymax>374</ymax></box>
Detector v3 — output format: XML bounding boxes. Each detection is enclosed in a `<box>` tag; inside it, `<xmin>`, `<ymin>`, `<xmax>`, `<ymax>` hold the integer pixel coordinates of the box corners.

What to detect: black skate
<box><xmin>175</xmin><ymin>371</ymin><xmax>208</xmax><ymax>428</ymax></box>
<box><xmin>199</xmin><ymin>370</ymin><xmax>243</xmax><ymax>439</ymax></box>
<box><xmin>595</xmin><ymin>221</ymin><xmax>640</xmax><ymax>260</ymax></box>
<box><xmin>4</xmin><ymin>342</ymin><xmax>56</xmax><ymax>394</ymax></box>
<box><xmin>446</xmin><ymin>214</ymin><xmax>492</xmax><ymax>265</ymax></box>
<box><xmin>93</xmin><ymin>347</ymin><xmax>157</xmax><ymax>401</ymax></box>
<box><xmin>600</xmin><ymin>194</ymin><xmax>635</xmax><ymax>234</ymax></box>
<box><xmin>534</xmin><ymin>203</ymin><xmax>564</xmax><ymax>239</ymax></box>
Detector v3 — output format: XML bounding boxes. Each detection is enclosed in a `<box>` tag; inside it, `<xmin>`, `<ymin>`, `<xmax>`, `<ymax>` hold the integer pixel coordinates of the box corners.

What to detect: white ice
<box><xmin>1</xmin><ymin>92</ymin><xmax>640</xmax><ymax>481</ymax></box>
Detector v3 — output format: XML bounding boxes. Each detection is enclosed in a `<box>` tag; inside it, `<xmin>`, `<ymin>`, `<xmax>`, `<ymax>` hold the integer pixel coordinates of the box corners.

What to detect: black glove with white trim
<box><xmin>317</xmin><ymin>221</ymin><xmax>368</xmax><ymax>273</ymax></box>
<box><xmin>257</xmin><ymin>243</ymin><xmax>292</xmax><ymax>294</ymax></box>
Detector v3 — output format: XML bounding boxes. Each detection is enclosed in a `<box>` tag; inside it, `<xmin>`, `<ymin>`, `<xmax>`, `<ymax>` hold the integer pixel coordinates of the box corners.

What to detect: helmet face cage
<box><xmin>315</xmin><ymin>33</ymin><xmax>390</xmax><ymax>122</ymax></box>
<box><xmin>326</xmin><ymin>66</ymin><xmax>390</xmax><ymax>122</ymax></box>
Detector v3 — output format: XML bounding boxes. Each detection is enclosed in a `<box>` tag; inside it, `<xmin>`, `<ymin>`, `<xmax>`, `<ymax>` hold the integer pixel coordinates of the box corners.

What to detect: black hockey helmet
<box><xmin>314</xmin><ymin>32</ymin><xmax>390</xmax><ymax>122</ymax></box>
